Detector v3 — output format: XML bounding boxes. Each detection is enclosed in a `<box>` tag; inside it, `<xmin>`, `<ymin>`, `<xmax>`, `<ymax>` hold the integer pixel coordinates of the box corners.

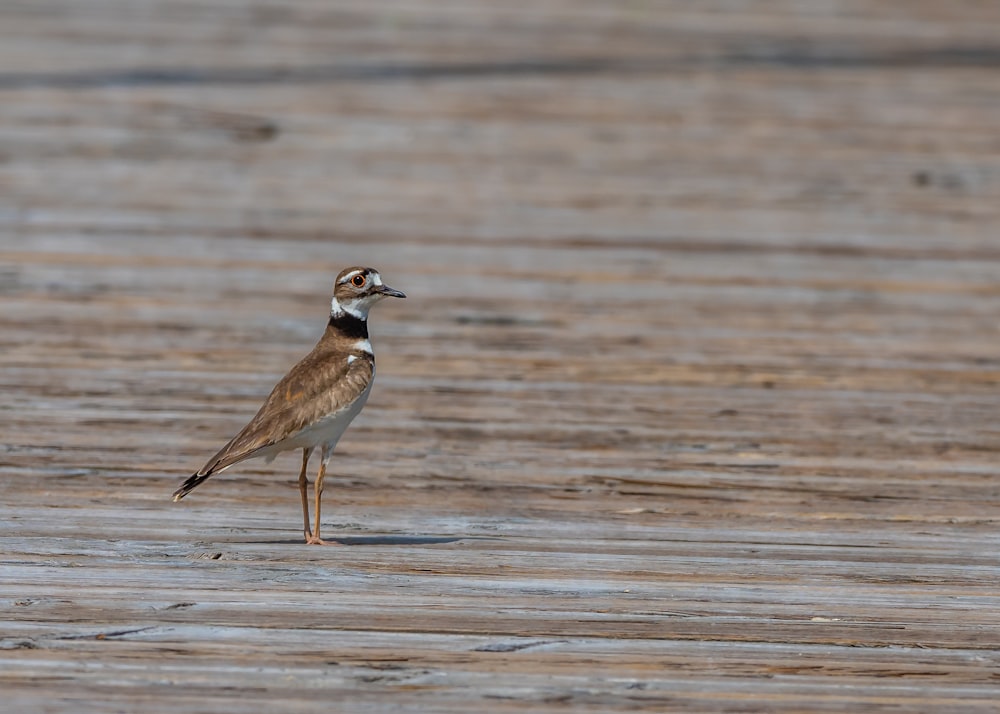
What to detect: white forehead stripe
<box><xmin>339</xmin><ymin>269</ymin><xmax>365</xmax><ymax>284</ymax></box>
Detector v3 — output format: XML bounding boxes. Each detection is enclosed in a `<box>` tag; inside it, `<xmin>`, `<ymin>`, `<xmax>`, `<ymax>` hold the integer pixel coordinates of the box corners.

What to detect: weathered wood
<box><xmin>2</xmin><ymin>1</ymin><xmax>1000</xmax><ymax>711</ymax></box>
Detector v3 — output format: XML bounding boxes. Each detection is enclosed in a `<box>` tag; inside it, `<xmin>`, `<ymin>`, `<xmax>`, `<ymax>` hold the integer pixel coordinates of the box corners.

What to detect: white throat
<box><xmin>331</xmin><ymin>295</ymin><xmax>370</xmax><ymax>320</ymax></box>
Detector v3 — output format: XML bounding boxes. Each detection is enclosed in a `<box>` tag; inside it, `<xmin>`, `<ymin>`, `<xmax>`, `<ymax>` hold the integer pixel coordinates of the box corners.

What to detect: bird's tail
<box><xmin>172</xmin><ymin>471</ymin><xmax>212</xmax><ymax>502</ymax></box>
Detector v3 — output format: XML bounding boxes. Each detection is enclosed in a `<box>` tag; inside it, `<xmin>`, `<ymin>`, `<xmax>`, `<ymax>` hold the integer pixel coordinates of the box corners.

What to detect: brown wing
<box><xmin>198</xmin><ymin>347</ymin><xmax>374</xmax><ymax>475</ymax></box>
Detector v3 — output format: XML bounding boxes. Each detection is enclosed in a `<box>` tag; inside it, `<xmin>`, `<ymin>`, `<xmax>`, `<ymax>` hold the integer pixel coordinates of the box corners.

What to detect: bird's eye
<box><xmin>351</xmin><ymin>274</ymin><xmax>366</xmax><ymax>287</ymax></box>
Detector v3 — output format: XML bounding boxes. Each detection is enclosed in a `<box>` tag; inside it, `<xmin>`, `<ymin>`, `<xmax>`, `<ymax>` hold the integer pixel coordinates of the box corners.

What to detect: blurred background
<box><xmin>7</xmin><ymin>0</ymin><xmax>1000</xmax><ymax>544</ymax></box>
<box><xmin>3</xmin><ymin>2</ymin><xmax>1000</xmax><ymax>710</ymax></box>
<box><xmin>3</xmin><ymin>1</ymin><xmax>997</xmax><ymax>480</ymax></box>
<box><xmin>4</xmin><ymin>2</ymin><xmax>998</xmax><ymax>247</ymax></box>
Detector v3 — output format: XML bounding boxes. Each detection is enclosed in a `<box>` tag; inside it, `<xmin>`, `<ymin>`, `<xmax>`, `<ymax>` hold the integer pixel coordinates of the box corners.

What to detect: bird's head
<box><xmin>331</xmin><ymin>266</ymin><xmax>406</xmax><ymax>318</ymax></box>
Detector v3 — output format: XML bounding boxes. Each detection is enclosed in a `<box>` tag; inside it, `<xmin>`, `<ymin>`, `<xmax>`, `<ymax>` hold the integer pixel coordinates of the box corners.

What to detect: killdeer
<box><xmin>172</xmin><ymin>266</ymin><xmax>405</xmax><ymax>545</ymax></box>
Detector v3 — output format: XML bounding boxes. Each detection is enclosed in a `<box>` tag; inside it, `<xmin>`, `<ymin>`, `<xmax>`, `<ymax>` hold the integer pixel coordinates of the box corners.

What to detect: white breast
<box><xmin>292</xmin><ymin>380</ymin><xmax>373</xmax><ymax>452</ymax></box>
<box><xmin>257</xmin><ymin>380</ymin><xmax>374</xmax><ymax>463</ymax></box>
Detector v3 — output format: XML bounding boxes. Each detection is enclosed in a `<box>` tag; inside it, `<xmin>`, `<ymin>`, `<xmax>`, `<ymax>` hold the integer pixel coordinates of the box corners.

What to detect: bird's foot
<box><xmin>304</xmin><ymin>534</ymin><xmax>340</xmax><ymax>546</ymax></box>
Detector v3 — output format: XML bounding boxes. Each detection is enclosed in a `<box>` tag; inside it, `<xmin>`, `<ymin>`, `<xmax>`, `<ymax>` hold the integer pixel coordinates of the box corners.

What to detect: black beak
<box><xmin>377</xmin><ymin>284</ymin><xmax>406</xmax><ymax>299</ymax></box>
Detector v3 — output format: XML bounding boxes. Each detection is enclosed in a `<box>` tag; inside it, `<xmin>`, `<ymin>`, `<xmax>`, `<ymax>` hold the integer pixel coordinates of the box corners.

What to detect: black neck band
<box><xmin>328</xmin><ymin>311</ymin><xmax>368</xmax><ymax>340</ymax></box>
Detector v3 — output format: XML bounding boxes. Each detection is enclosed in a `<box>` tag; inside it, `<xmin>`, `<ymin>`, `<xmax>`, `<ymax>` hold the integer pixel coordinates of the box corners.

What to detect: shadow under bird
<box><xmin>172</xmin><ymin>266</ymin><xmax>405</xmax><ymax>545</ymax></box>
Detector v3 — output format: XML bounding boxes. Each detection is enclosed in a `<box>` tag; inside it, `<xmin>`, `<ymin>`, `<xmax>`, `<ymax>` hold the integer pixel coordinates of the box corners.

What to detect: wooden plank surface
<box><xmin>2</xmin><ymin>1</ymin><xmax>1000</xmax><ymax>711</ymax></box>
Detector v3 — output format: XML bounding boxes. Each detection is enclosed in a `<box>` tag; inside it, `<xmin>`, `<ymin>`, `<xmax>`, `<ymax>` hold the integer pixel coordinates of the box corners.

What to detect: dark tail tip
<box><xmin>172</xmin><ymin>472</ymin><xmax>211</xmax><ymax>502</ymax></box>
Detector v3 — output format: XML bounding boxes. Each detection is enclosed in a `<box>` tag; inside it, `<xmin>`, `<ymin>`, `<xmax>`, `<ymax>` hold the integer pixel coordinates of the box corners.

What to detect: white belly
<box><xmin>261</xmin><ymin>381</ymin><xmax>373</xmax><ymax>461</ymax></box>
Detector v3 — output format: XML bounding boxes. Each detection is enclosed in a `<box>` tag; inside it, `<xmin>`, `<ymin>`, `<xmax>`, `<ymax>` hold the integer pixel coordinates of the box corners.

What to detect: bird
<box><xmin>172</xmin><ymin>266</ymin><xmax>405</xmax><ymax>545</ymax></box>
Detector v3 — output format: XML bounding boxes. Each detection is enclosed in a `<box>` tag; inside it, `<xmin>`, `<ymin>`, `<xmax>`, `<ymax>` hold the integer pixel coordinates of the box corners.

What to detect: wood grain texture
<box><xmin>2</xmin><ymin>1</ymin><xmax>1000</xmax><ymax>711</ymax></box>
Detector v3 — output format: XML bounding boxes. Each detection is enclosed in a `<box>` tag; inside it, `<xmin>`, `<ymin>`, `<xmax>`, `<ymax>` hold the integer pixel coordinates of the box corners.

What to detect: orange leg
<box><xmin>298</xmin><ymin>447</ymin><xmax>313</xmax><ymax>542</ymax></box>
<box><xmin>306</xmin><ymin>451</ymin><xmax>340</xmax><ymax>545</ymax></box>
